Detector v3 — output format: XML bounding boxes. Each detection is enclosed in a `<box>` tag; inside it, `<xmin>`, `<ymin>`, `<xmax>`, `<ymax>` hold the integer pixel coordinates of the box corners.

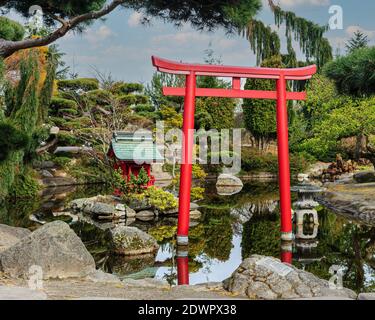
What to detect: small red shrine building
<box><xmin>108</xmin><ymin>132</ymin><xmax>163</xmax><ymax>187</ymax></box>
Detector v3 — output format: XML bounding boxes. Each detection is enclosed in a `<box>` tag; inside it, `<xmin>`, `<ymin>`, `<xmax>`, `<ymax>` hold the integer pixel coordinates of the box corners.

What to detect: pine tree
<box><xmin>345</xmin><ymin>31</ymin><xmax>369</xmax><ymax>53</ymax></box>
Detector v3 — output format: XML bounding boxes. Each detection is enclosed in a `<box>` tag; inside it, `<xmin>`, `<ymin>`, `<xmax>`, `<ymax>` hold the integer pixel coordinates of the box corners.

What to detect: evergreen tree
<box><xmin>242</xmin><ymin>55</ymin><xmax>285</xmax><ymax>151</ymax></box>
<box><xmin>346</xmin><ymin>31</ymin><xmax>369</xmax><ymax>53</ymax></box>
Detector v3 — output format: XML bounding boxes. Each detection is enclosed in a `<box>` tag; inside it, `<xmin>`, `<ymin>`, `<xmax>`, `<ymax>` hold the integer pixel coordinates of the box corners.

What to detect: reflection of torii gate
<box><xmin>152</xmin><ymin>56</ymin><xmax>316</xmax><ymax>245</ymax></box>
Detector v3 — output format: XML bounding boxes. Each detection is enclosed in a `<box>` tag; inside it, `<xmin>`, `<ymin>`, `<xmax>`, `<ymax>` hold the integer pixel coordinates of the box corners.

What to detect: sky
<box><xmin>7</xmin><ymin>0</ymin><xmax>375</xmax><ymax>84</ymax></box>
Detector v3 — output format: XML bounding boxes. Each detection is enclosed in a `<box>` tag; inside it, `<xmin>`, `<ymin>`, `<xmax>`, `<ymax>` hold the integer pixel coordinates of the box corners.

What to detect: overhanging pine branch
<box><xmin>0</xmin><ymin>0</ymin><xmax>126</xmax><ymax>58</ymax></box>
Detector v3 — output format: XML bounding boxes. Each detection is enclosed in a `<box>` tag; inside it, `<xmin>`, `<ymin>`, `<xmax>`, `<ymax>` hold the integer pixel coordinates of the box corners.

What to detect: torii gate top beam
<box><xmin>152</xmin><ymin>56</ymin><xmax>317</xmax><ymax>80</ymax></box>
<box><xmin>152</xmin><ymin>56</ymin><xmax>316</xmax><ymax>101</ymax></box>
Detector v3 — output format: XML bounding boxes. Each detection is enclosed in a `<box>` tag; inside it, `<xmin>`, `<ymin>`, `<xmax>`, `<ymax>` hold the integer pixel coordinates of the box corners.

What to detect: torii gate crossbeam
<box><xmin>152</xmin><ymin>56</ymin><xmax>317</xmax><ymax>247</ymax></box>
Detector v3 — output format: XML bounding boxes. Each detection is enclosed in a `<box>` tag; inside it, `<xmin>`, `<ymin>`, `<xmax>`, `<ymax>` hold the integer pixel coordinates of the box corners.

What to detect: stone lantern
<box><xmin>291</xmin><ymin>174</ymin><xmax>322</xmax><ymax>238</ymax></box>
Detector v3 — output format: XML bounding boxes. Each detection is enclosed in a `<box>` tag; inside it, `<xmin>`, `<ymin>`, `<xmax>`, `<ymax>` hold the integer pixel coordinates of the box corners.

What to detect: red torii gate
<box><xmin>152</xmin><ymin>56</ymin><xmax>316</xmax><ymax>246</ymax></box>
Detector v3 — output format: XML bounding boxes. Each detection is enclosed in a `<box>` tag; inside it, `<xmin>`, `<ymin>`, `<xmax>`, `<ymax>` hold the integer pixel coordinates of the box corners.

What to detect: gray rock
<box><xmin>50</xmin><ymin>126</ymin><xmax>60</xmax><ymax>135</ymax></box>
<box><xmin>123</xmin><ymin>278</ymin><xmax>169</xmax><ymax>289</ymax></box>
<box><xmin>127</xmin><ymin>198</ymin><xmax>151</xmax><ymax>211</ymax></box>
<box><xmin>136</xmin><ymin>210</ymin><xmax>155</xmax><ymax>221</ymax></box>
<box><xmin>216</xmin><ymin>174</ymin><xmax>243</xmax><ymax>196</ymax></box>
<box><xmin>189</xmin><ymin>210</ymin><xmax>202</xmax><ymax>220</ymax></box>
<box><xmin>0</xmin><ymin>286</ymin><xmax>47</xmax><ymax>300</ymax></box>
<box><xmin>0</xmin><ymin>224</ymin><xmax>31</xmax><ymax>253</ymax></box>
<box><xmin>110</xmin><ymin>226</ymin><xmax>159</xmax><ymax>255</ymax></box>
<box><xmin>216</xmin><ymin>174</ymin><xmax>243</xmax><ymax>187</ymax></box>
<box><xmin>70</xmin><ymin>198</ymin><xmax>88</xmax><ymax>211</ymax></box>
<box><xmin>34</xmin><ymin>160</ymin><xmax>55</xmax><ymax>169</ymax></box>
<box><xmin>115</xmin><ymin>203</ymin><xmax>126</xmax><ymax>212</ymax></box>
<box><xmin>83</xmin><ymin>202</ymin><xmax>116</xmax><ymax>217</ymax></box>
<box><xmin>84</xmin><ymin>270</ymin><xmax>122</xmax><ymax>284</ymax></box>
<box><xmin>358</xmin><ymin>293</ymin><xmax>375</xmax><ymax>300</ymax></box>
<box><xmin>223</xmin><ymin>255</ymin><xmax>356</xmax><ymax>300</ymax></box>
<box><xmin>41</xmin><ymin>170</ymin><xmax>54</xmax><ymax>178</ymax></box>
<box><xmin>190</xmin><ymin>202</ymin><xmax>200</xmax><ymax>210</ymax></box>
<box><xmin>0</xmin><ymin>221</ymin><xmax>95</xmax><ymax>279</ymax></box>
<box><xmin>125</xmin><ymin>206</ymin><xmax>136</xmax><ymax>218</ymax></box>
<box><xmin>353</xmin><ymin>171</ymin><xmax>375</xmax><ymax>183</ymax></box>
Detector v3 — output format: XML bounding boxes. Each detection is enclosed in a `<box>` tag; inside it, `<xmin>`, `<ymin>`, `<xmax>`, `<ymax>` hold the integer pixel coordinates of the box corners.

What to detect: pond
<box><xmin>1</xmin><ymin>181</ymin><xmax>375</xmax><ymax>293</ymax></box>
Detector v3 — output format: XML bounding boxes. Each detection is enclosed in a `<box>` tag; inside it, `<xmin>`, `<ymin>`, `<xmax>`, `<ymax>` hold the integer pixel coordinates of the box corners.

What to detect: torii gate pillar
<box><xmin>152</xmin><ymin>56</ymin><xmax>316</xmax><ymax>247</ymax></box>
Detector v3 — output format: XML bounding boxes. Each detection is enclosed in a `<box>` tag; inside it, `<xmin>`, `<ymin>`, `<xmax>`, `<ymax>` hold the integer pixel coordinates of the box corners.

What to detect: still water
<box><xmin>1</xmin><ymin>182</ymin><xmax>374</xmax><ymax>293</ymax></box>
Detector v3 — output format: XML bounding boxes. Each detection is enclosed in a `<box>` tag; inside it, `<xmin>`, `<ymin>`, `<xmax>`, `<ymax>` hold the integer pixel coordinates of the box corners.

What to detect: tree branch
<box><xmin>0</xmin><ymin>0</ymin><xmax>126</xmax><ymax>58</ymax></box>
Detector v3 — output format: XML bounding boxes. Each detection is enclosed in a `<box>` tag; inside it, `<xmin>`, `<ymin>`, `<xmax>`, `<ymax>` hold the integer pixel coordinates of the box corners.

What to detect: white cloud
<box><xmin>84</xmin><ymin>25</ymin><xmax>114</xmax><ymax>45</ymax></box>
<box><xmin>128</xmin><ymin>12</ymin><xmax>143</xmax><ymax>27</ymax></box>
<box><xmin>152</xmin><ymin>31</ymin><xmax>210</xmax><ymax>45</ymax></box>
<box><xmin>346</xmin><ymin>25</ymin><xmax>375</xmax><ymax>40</ymax></box>
<box><xmin>277</xmin><ymin>0</ymin><xmax>330</xmax><ymax>7</ymax></box>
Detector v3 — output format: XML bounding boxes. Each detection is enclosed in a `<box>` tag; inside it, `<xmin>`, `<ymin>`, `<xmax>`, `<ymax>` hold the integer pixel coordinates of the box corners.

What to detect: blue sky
<box><xmin>24</xmin><ymin>0</ymin><xmax>375</xmax><ymax>83</ymax></box>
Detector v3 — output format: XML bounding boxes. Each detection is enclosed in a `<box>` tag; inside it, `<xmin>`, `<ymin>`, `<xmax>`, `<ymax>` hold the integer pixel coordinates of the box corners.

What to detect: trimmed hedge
<box><xmin>117</xmin><ymin>94</ymin><xmax>149</xmax><ymax>106</ymax></box>
<box><xmin>133</xmin><ymin>104</ymin><xmax>155</xmax><ymax>113</ymax></box>
<box><xmin>58</xmin><ymin>132</ymin><xmax>81</xmax><ymax>146</ymax></box>
<box><xmin>57</xmin><ymin>78</ymin><xmax>99</xmax><ymax>92</ymax></box>
<box><xmin>110</xmin><ymin>82</ymin><xmax>143</xmax><ymax>95</ymax></box>
<box><xmin>49</xmin><ymin>97</ymin><xmax>78</xmax><ymax>116</ymax></box>
<box><xmin>85</xmin><ymin>89</ymin><xmax>112</xmax><ymax>105</ymax></box>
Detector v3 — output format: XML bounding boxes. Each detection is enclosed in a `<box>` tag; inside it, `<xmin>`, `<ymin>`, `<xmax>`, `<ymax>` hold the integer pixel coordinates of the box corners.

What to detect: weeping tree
<box><xmin>242</xmin><ymin>0</ymin><xmax>333</xmax><ymax>67</ymax></box>
<box><xmin>0</xmin><ymin>48</ymin><xmax>56</xmax><ymax>198</ymax></box>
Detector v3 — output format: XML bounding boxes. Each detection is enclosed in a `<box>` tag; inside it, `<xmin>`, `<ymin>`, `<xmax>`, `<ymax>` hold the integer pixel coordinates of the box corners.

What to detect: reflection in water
<box><xmin>1</xmin><ymin>182</ymin><xmax>375</xmax><ymax>292</ymax></box>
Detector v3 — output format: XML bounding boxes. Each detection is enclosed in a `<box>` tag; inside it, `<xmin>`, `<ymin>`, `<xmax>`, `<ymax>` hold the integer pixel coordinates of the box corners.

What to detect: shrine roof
<box><xmin>110</xmin><ymin>132</ymin><xmax>163</xmax><ymax>162</ymax></box>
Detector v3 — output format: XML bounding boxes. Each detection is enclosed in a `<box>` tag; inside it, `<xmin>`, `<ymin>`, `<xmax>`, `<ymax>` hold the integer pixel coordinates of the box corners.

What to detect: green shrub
<box><xmin>0</xmin><ymin>122</ymin><xmax>29</xmax><ymax>162</ymax></box>
<box><xmin>0</xmin><ymin>17</ymin><xmax>25</xmax><ymax>41</ymax></box>
<box><xmin>110</xmin><ymin>82</ymin><xmax>144</xmax><ymax>95</ymax></box>
<box><xmin>49</xmin><ymin>97</ymin><xmax>78</xmax><ymax>115</ymax></box>
<box><xmin>48</xmin><ymin>116</ymin><xmax>67</xmax><ymax>128</ymax></box>
<box><xmin>53</xmin><ymin>156</ymin><xmax>72</xmax><ymax>168</ymax></box>
<box><xmin>85</xmin><ymin>89</ymin><xmax>112</xmax><ymax>105</ymax></box>
<box><xmin>117</xmin><ymin>94</ymin><xmax>137</xmax><ymax>106</ymax></box>
<box><xmin>9</xmin><ymin>167</ymin><xmax>40</xmax><ymax>199</ymax></box>
<box><xmin>191</xmin><ymin>187</ymin><xmax>205</xmax><ymax>201</ymax></box>
<box><xmin>145</xmin><ymin>187</ymin><xmax>178</xmax><ymax>211</ymax></box>
<box><xmin>58</xmin><ymin>108</ymin><xmax>78</xmax><ymax>116</ymax></box>
<box><xmin>57</xmin><ymin>78</ymin><xmax>99</xmax><ymax>92</ymax></box>
<box><xmin>58</xmin><ymin>131</ymin><xmax>80</xmax><ymax>146</ymax></box>
<box><xmin>133</xmin><ymin>104</ymin><xmax>155</xmax><ymax>113</ymax></box>
<box><xmin>64</xmin><ymin>117</ymin><xmax>92</xmax><ymax>130</ymax></box>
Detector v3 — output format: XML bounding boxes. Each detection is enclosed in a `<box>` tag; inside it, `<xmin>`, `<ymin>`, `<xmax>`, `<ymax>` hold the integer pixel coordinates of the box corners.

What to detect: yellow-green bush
<box><xmin>145</xmin><ymin>187</ymin><xmax>178</xmax><ymax>211</ymax></box>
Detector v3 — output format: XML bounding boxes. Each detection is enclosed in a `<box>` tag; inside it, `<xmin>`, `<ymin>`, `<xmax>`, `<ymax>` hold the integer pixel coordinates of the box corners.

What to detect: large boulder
<box><xmin>216</xmin><ymin>174</ymin><xmax>243</xmax><ymax>196</ymax></box>
<box><xmin>0</xmin><ymin>221</ymin><xmax>95</xmax><ymax>279</ymax></box>
<box><xmin>110</xmin><ymin>226</ymin><xmax>159</xmax><ymax>255</ymax></box>
<box><xmin>136</xmin><ymin>210</ymin><xmax>155</xmax><ymax>221</ymax></box>
<box><xmin>223</xmin><ymin>255</ymin><xmax>356</xmax><ymax>300</ymax></box>
<box><xmin>353</xmin><ymin>171</ymin><xmax>375</xmax><ymax>183</ymax></box>
<box><xmin>0</xmin><ymin>224</ymin><xmax>31</xmax><ymax>253</ymax></box>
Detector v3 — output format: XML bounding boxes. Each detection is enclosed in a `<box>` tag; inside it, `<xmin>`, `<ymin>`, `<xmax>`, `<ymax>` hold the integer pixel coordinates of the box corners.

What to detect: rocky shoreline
<box><xmin>0</xmin><ymin>220</ymin><xmax>372</xmax><ymax>300</ymax></box>
<box><xmin>318</xmin><ymin>171</ymin><xmax>375</xmax><ymax>225</ymax></box>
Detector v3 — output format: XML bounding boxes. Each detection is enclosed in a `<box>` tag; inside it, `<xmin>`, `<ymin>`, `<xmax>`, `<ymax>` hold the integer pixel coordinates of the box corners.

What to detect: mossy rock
<box><xmin>57</xmin><ymin>78</ymin><xmax>99</xmax><ymax>92</ymax></box>
<box><xmin>110</xmin><ymin>226</ymin><xmax>159</xmax><ymax>255</ymax></box>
